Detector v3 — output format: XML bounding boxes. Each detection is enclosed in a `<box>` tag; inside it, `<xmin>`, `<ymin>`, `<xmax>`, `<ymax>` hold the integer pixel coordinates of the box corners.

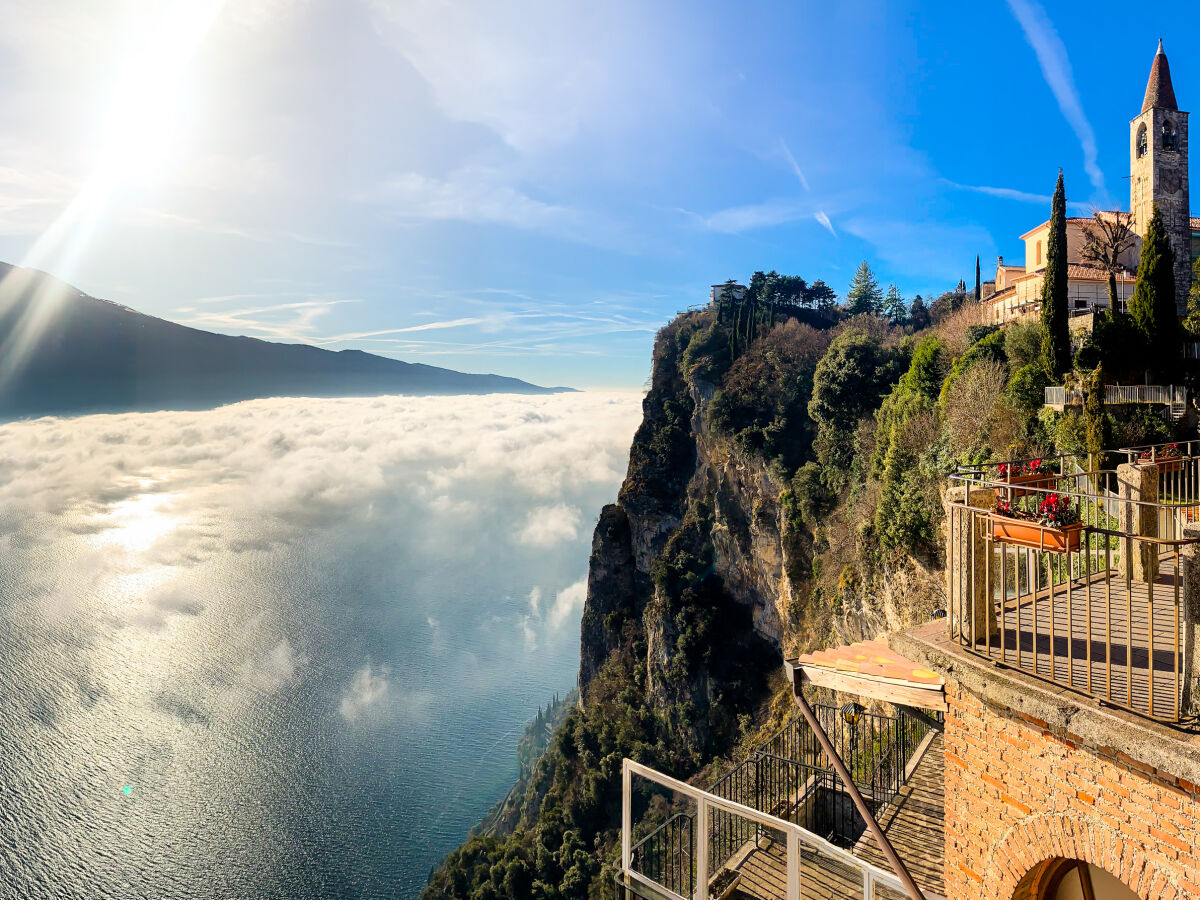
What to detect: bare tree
<box><xmin>1080</xmin><ymin>211</ymin><xmax>1136</xmax><ymax>310</ymax></box>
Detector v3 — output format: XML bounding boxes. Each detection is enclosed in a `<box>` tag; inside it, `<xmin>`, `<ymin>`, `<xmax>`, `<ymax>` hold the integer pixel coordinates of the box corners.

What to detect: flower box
<box><xmin>710</xmin><ymin>869</ymin><xmax>742</xmax><ymax>900</ymax></box>
<box><xmin>990</xmin><ymin>515</ymin><xmax>1082</xmax><ymax>553</ymax></box>
<box><xmin>1144</xmin><ymin>456</ymin><xmax>1190</xmax><ymax>473</ymax></box>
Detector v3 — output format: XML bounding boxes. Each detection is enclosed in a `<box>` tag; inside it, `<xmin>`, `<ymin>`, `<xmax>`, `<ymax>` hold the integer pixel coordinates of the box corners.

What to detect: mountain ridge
<box><xmin>0</xmin><ymin>262</ymin><xmax>568</xmax><ymax>419</ymax></box>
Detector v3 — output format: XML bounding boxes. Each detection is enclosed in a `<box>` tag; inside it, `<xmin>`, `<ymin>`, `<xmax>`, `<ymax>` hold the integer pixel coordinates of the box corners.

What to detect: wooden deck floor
<box><xmin>856</xmin><ymin>734</ymin><xmax>945</xmax><ymax>896</ymax></box>
<box><xmin>729</xmin><ymin>736</ymin><xmax>945</xmax><ymax>900</ymax></box>
<box><xmin>973</xmin><ymin>555</ymin><xmax>1182</xmax><ymax>720</ymax></box>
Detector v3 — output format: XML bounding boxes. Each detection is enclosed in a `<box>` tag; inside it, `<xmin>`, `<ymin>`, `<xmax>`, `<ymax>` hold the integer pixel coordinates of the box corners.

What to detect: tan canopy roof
<box><xmin>785</xmin><ymin>638</ymin><xmax>947</xmax><ymax>712</ymax></box>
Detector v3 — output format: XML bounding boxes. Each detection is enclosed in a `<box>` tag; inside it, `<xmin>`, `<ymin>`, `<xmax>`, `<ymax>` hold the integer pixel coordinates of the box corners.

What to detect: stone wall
<box><xmin>941</xmin><ymin>681</ymin><xmax>1200</xmax><ymax>899</ymax></box>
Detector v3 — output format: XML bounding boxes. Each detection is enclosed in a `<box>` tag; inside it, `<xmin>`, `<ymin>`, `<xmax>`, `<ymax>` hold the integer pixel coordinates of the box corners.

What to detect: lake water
<box><xmin>0</xmin><ymin>392</ymin><xmax>642</xmax><ymax>898</ymax></box>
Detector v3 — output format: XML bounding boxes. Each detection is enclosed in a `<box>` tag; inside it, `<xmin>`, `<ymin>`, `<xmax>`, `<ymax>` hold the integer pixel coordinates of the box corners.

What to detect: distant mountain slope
<box><xmin>0</xmin><ymin>263</ymin><xmax>564</xmax><ymax>419</ymax></box>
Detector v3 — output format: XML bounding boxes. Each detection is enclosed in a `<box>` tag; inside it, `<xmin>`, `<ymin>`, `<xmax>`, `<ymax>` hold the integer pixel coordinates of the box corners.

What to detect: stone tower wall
<box><xmin>1131</xmin><ymin>106</ymin><xmax>1192</xmax><ymax>313</ymax></box>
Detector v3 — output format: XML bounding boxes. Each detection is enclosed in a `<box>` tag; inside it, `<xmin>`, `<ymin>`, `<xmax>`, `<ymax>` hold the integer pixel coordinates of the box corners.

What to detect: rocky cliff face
<box><xmin>577</xmin><ymin>322</ymin><xmax>800</xmax><ymax>755</ymax></box>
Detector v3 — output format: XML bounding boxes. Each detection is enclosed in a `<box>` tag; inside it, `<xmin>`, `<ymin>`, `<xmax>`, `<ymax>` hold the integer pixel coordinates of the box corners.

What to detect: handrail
<box><xmin>629</xmin><ymin>811</ymin><xmax>692</xmax><ymax>857</ymax></box>
<box><xmin>949</xmin><ymin>469</ymin><xmax>1179</xmax><ymax>513</ymax></box>
<box><xmin>622</xmin><ymin>759</ymin><xmax>908</xmax><ymax>893</ymax></box>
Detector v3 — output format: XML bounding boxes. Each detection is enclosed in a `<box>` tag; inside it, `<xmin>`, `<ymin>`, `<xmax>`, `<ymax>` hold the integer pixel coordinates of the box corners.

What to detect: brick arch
<box><xmin>986</xmin><ymin>813</ymin><xmax>1178</xmax><ymax>900</ymax></box>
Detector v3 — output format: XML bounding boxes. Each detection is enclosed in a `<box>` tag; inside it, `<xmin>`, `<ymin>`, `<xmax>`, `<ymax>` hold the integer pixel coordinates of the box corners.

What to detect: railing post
<box><xmin>621</xmin><ymin>760</ymin><xmax>632</xmax><ymax>876</ymax></box>
<box><xmin>787</xmin><ymin>827</ymin><xmax>800</xmax><ymax>900</ymax></box>
<box><xmin>1180</xmin><ymin>525</ymin><xmax>1200</xmax><ymax>719</ymax></box>
<box><xmin>1118</xmin><ymin>462</ymin><xmax>1159</xmax><ymax>583</ymax></box>
<box><xmin>946</xmin><ymin>485</ymin><xmax>999</xmax><ymax>644</ymax></box>
<box><xmin>695</xmin><ymin>796</ymin><xmax>709</xmax><ymax>900</ymax></box>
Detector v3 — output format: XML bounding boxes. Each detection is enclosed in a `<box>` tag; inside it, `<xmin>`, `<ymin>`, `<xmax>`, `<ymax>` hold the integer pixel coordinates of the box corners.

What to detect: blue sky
<box><xmin>0</xmin><ymin>0</ymin><xmax>1191</xmax><ymax>388</ymax></box>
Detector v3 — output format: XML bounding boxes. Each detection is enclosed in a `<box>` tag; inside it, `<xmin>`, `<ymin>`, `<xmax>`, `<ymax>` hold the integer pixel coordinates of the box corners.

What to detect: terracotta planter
<box><xmin>990</xmin><ymin>515</ymin><xmax>1082</xmax><ymax>553</ymax></box>
<box><xmin>1142</xmin><ymin>456</ymin><xmax>1189</xmax><ymax>473</ymax></box>
<box><xmin>994</xmin><ymin>471</ymin><xmax>1055</xmax><ymax>499</ymax></box>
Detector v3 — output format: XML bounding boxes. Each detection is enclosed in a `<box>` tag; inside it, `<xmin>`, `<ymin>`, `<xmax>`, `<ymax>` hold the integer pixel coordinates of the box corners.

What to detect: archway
<box><xmin>1013</xmin><ymin>857</ymin><xmax>1142</xmax><ymax>900</ymax></box>
<box><xmin>987</xmin><ymin>814</ymin><xmax>1164</xmax><ymax>900</ymax></box>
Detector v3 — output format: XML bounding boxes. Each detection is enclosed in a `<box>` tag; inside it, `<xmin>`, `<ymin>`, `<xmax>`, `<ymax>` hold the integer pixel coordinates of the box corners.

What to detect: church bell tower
<box><xmin>1130</xmin><ymin>40</ymin><xmax>1191</xmax><ymax>313</ymax></box>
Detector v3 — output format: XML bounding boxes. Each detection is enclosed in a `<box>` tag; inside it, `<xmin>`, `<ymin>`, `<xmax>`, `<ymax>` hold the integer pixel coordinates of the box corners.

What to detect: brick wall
<box><xmin>942</xmin><ymin>682</ymin><xmax>1200</xmax><ymax>899</ymax></box>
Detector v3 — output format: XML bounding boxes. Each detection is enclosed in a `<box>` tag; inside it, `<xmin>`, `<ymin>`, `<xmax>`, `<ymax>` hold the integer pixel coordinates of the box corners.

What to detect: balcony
<box><xmin>947</xmin><ymin>443</ymin><xmax>1200</xmax><ymax>723</ymax></box>
<box><xmin>615</xmin><ymin>704</ymin><xmax>946</xmax><ymax>900</ymax></box>
<box><xmin>1043</xmin><ymin>384</ymin><xmax>1188</xmax><ymax>419</ymax></box>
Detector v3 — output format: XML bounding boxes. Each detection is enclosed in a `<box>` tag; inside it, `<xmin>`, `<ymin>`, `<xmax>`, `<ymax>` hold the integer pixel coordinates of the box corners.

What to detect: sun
<box><xmin>88</xmin><ymin>1</ymin><xmax>227</xmax><ymax>193</ymax></box>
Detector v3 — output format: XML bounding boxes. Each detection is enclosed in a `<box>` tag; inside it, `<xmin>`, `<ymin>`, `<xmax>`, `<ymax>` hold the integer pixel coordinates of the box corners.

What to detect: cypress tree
<box><xmin>974</xmin><ymin>255</ymin><xmax>981</xmax><ymax>303</ymax></box>
<box><xmin>1040</xmin><ymin>170</ymin><xmax>1070</xmax><ymax>378</ymax></box>
<box><xmin>1083</xmin><ymin>364</ymin><xmax>1112</xmax><ymax>483</ymax></box>
<box><xmin>1129</xmin><ymin>203</ymin><xmax>1181</xmax><ymax>379</ymax></box>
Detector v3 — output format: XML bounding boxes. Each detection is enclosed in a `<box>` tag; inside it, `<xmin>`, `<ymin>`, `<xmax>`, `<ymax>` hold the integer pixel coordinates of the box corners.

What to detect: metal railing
<box><xmin>1119</xmin><ymin>440</ymin><xmax>1200</xmax><ymax>514</ymax></box>
<box><xmin>619</xmin><ymin>760</ymin><xmax>914</xmax><ymax>900</ymax></box>
<box><xmin>1044</xmin><ymin>384</ymin><xmax>1187</xmax><ymax>410</ymax></box>
<box><xmin>618</xmin><ymin>706</ymin><xmax>941</xmax><ymax>900</ymax></box>
<box><xmin>948</xmin><ymin>466</ymin><xmax>1198</xmax><ymax>722</ymax></box>
<box><xmin>629</xmin><ymin>812</ymin><xmax>695</xmax><ymax>898</ymax></box>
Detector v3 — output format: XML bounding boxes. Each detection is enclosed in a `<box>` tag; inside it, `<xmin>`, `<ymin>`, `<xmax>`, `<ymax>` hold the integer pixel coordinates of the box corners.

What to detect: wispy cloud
<box><xmin>944</xmin><ymin>180</ymin><xmax>1095</xmax><ymax>216</ymax></box>
<box><xmin>1006</xmin><ymin>0</ymin><xmax>1107</xmax><ymax>199</ymax></box>
<box><xmin>372</xmin><ymin>167</ymin><xmax>640</xmax><ymax>252</ymax></box>
<box><xmin>315</xmin><ymin>318</ymin><xmax>488</xmax><ymax>343</ymax></box>
<box><xmin>377</xmin><ymin>168</ymin><xmax>579</xmax><ymax>232</ymax></box>
<box><xmin>814</xmin><ymin>210</ymin><xmax>836</xmax><ymax>237</ymax></box>
<box><xmin>177</xmin><ymin>298</ymin><xmax>359</xmax><ymax>341</ymax></box>
<box><xmin>365</xmin><ymin>0</ymin><xmax>691</xmax><ymax>153</ymax></box>
<box><xmin>777</xmin><ymin>139</ymin><xmax>810</xmax><ymax>191</ymax></box>
<box><xmin>693</xmin><ymin>199</ymin><xmax>812</xmax><ymax>234</ymax></box>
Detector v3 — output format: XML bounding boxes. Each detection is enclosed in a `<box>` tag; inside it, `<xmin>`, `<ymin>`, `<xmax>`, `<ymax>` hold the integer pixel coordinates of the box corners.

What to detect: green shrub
<box><xmin>681</xmin><ymin>321</ymin><xmax>732</xmax><ymax>383</ymax></box>
<box><xmin>965</xmin><ymin>324</ymin><xmax>999</xmax><ymax>346</ymax></box>
<box><xmin>1006</xmin><ymin>363</ymin><xmax>1048</xmax><ymax>413</ymax></box>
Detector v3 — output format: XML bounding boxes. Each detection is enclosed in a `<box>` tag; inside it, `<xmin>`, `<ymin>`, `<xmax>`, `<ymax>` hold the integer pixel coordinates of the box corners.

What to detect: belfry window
<box><xmin>1163</xmin><ymin>119</ymin><xmax>1178</xmax><ymax>151</ymax></box>
<box><xmin>1137</xmin><ymin>124</ymin><xmax>1148</xmax><ymax>158</ymax></box>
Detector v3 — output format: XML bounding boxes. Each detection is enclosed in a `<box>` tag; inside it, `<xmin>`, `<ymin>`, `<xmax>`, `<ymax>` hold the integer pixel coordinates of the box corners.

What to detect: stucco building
<box><xmin>986</xmin><ymin>42</ymin><xmax>1200</xmax><ymax>325</ymax></box>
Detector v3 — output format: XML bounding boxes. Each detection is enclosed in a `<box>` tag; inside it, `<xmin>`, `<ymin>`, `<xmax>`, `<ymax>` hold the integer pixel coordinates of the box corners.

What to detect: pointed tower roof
<box><xmin>1142</xmin><ymin>39</ymin><xmax>1178</xmax><ymax>113</ymax></box>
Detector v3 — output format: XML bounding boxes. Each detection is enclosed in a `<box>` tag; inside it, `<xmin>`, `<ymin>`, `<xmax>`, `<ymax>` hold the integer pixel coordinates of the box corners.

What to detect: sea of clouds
<box><xmin>0</xmin><ymin>391</ymin><xmax>645</xmax><ymax>897</ymax></box>
<box><xmin>0</xmin><ymin>391</ymin><xmax>645</xmax><ymax>681</ymax></box>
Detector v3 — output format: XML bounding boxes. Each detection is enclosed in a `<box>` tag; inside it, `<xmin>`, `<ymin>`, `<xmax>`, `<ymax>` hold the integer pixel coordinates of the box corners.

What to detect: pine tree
<box><xmin>908</xmin><ymin>295</ymin><xmax>930</xmax><ymax>330</ymax></box>
<box><xmin>846</xmin><ymin>261</ymin><xmax>882</xmax><ymax>315</ymax></box>
<box><xmin>974</xmin><ymin>255</ymin><xmax>981</xmax><ymax>303</ymax></box>
<box><xmin>883</xmin><ymin>284</ymin><xmax>906</xmax><ymax>323</ymax></box>
<box><xmin>1040</xmin><ymin>170</ymin><xmax>1071</xmax><ymax>379</ymax></box>
<box><xmin>1129</xmin><ymin>204</ymin><xmax>1182</xmax><ymax>378</ymax></box>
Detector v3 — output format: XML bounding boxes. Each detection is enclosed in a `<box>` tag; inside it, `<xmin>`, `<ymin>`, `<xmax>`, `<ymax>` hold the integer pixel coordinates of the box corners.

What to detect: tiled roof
<box><xmin>1067</xmin><ymin>263</ymin><xmax>1135</xmax><ymax>282</ymax></box>
<box><xmin>793</xmin><ymin>638</ymin><xmax>943</xmax><ymax>687</ymax></box>
<box><xmin>1143</xmin><ymin>40</ymin><xmax>1178</xmax><ymax>113</ymax></box>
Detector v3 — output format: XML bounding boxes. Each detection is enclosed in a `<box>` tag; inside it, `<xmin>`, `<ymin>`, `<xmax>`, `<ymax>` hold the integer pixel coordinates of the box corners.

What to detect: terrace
<box><xmin>946</xmin><ymin>441</ymin><xmax>1200</xmax><ymax>724</ymax></box>
<box><xmin>615</xmin><ymin>702</ymin><xmax>947</xmax><ymax>900</ymax></box>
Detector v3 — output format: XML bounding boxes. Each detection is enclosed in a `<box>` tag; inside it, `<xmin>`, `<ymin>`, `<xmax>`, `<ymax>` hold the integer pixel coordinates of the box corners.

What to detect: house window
<box><xmin>1163</xmin><ymin>119</ymin><xmax>1179</xmax><ymax>151</ymax></box>
<box><xmin>1036</xmin><ymin>241</ymin><xmax>1042</xmax><ymax>266</ymax></box>
<box><xmin>1137</xmin><ymin>124</ymin><xmax>1148</xmax><ymax>158</ymax></box>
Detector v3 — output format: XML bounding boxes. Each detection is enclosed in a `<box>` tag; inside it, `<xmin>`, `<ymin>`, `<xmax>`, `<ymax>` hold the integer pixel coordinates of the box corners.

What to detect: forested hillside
<box><xmin>424</xmin><ymin>259</ymin><xmax>1196</xmax><ymax>900</ymax></box>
